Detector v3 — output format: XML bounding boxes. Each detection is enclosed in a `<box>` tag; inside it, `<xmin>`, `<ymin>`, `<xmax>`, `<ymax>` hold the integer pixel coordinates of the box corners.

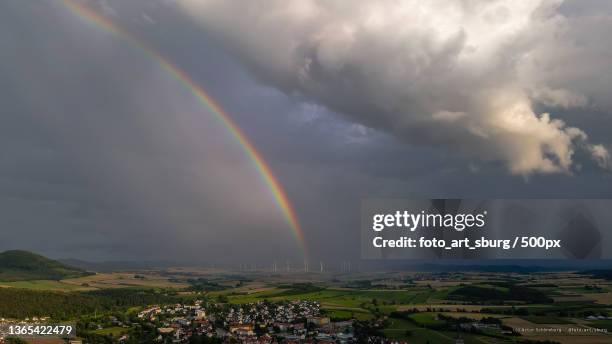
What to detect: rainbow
<box><xmin>60</xmin><ymin>0</ymin><xmax>307</xmax><ymax>259</ymax></box>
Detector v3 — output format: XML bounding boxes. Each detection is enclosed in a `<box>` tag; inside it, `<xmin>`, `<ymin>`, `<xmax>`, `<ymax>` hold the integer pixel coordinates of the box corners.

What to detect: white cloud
<box><xmin>178</xmin><ymin>0</ymin><xmax>612</xmax><ymax>175</ymax></box>
<box><xmin>588</xmin><ymin>144</ymin><xmax>611</xmax><ymax>170</ymax></box>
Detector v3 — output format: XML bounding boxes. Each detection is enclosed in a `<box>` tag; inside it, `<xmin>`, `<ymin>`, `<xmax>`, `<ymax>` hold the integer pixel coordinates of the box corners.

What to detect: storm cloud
<box><xmin>179</xmin><ymin>0</ymin><xmax>612</xmax><ymax>175</ymax></box>
<box><xmin>0</xmin><ymin>0</ymin><xmax>299</xmax><ymax>261</ymax></box>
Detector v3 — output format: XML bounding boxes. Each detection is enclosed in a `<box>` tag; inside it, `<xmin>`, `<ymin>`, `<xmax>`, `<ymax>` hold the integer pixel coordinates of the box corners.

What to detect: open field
<box><xmin>226</xmin><ymin>287</ymin><xmax>429</xmax><ymax>306</ymax></box>
<box><xmin>521</xmin><ymin>315</ymin><xmax>575</xmax><ymax>324</ymax></box>
<box><xmin>382</xmin><ymin>317</ymin><xmax>494</xmax><ymax>344</ymax></box>
<box><xmin>438</xmin><ymin>312</ymin><xmax>508</xmax><ymax>320</ymax></box>
<box><xmin>93</xmin><ymin>326</ymin><xmax>128</xmax><ymax>336</ymax></box>
<box><xmin>587</xmin><ymin>292</ymin><xmax>612</xmax><ymax>305</ymax></box>
<box><xmin>0</xmin><ymin>279</ymin><xmax>92</xmax><ymax>291</ymax></box>
<box><xmin>323</xmin><ymin>307</ymin><xmax>373</xmax><ymax>320</ymax></box>
<box><xmin>61</xmin><ymin>272</ymin><xmax>189</xmax><ymax>289</ymax></box>
<box><xmin>0</xmin><ymin>271</ymin><xmax>190</xmax><ymax>292</ymax></box>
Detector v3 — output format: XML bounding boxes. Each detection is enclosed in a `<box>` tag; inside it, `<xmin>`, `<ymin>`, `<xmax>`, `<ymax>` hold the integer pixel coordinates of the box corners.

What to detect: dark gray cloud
<box><xmin>0</xmin><ymin>0</ymin><xmax>611</xmax><ymax>264</ymax></box>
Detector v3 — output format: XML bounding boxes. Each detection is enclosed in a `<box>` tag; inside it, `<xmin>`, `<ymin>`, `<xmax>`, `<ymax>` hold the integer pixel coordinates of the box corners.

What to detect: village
<box><xmin>134</xmin><ymin>299</ymin><xmax>355</xmax><ymax>343</ymax></box>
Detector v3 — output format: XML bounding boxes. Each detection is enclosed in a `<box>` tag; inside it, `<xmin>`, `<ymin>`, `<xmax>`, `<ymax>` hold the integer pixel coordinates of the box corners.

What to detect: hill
<box><xmin>59</xmin><ymin>258</ymin><xmax>172</xmax><ymax>272</ymax></box>
<box><xmin>0</xmin><ymin>250</ymin><xmax>90</xmax><ymax>281</ymax></box>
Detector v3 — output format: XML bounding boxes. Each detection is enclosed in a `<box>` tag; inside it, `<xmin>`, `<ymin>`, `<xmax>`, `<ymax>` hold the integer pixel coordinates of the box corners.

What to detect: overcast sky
<box><xmin>1</xmin><ymin>0</ymin><xmax>611</xmax><ymax>264</ymax></box>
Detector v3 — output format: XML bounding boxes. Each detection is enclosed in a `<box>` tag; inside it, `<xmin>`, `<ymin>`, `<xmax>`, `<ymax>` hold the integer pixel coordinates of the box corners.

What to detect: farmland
<box><xmin>2</xmin><ymin>267</ymin><xmax>612</xmax><ymax>343</ymax></box>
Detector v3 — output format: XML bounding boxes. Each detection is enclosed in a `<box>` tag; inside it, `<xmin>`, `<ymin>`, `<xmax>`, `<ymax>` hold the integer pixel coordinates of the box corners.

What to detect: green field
<box><xmin>323</xmin><ymin>308</ymin><xmax>374</xmax><ymax>320</ymax></box>
<box><xmin>588</xmin><ymin>319</ymin><xmax>612</xmax><ymax>331</ymax></box>
<box><xmin>227</xmin><ymin>287</ymin><xmax>431</xmax><ymax>307</ymax></box>
<box><xmin>409</xmin><ymin>312</ymin><xmax>446</xmax><ymax>326</ymax></box>
<box><xmin>0</xmin><ymin>280</ymin><xmax>85</xmax><ymax>291</ymax></box>
<box><xmin>93</xmin><ymin>326</ymin><xmax>128</xmax><ymax>336</ymax></box>
<box><xmin>521</xmin><ymin>315</ymin><xmax>575</xmax><ymax>324</ymax></box>
<box><xmin>383</xmin><ymin>318</ymin><xmax>488</xmax><ymax>344</ymax></box>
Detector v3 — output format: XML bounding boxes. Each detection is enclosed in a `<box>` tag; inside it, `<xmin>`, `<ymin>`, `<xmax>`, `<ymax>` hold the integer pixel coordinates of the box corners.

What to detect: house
<box><xmin>195</xmin><ymin>310</ymin><xmax>206</xmax><ymax>319</ymax></box>
<box><xmin>158</xmin><ymin>327</ymin><xmax>174</xmax><ymax>334</ymax></box>
<box><xmin>229</xmin><ymin>323</ymin><xmax>254</xmax><ymax>334</ymax></box>
<box><xmin>307</xmin><ymin>317</ymin><xmax>330</xmax><ymax>326</ymax></box>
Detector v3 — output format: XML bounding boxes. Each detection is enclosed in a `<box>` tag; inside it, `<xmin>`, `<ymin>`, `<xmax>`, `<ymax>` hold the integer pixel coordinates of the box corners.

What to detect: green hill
<box><xmin>0</xmin><ymin>250</ymin><xmax>89</xmax><ymax>281</ymax></box>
